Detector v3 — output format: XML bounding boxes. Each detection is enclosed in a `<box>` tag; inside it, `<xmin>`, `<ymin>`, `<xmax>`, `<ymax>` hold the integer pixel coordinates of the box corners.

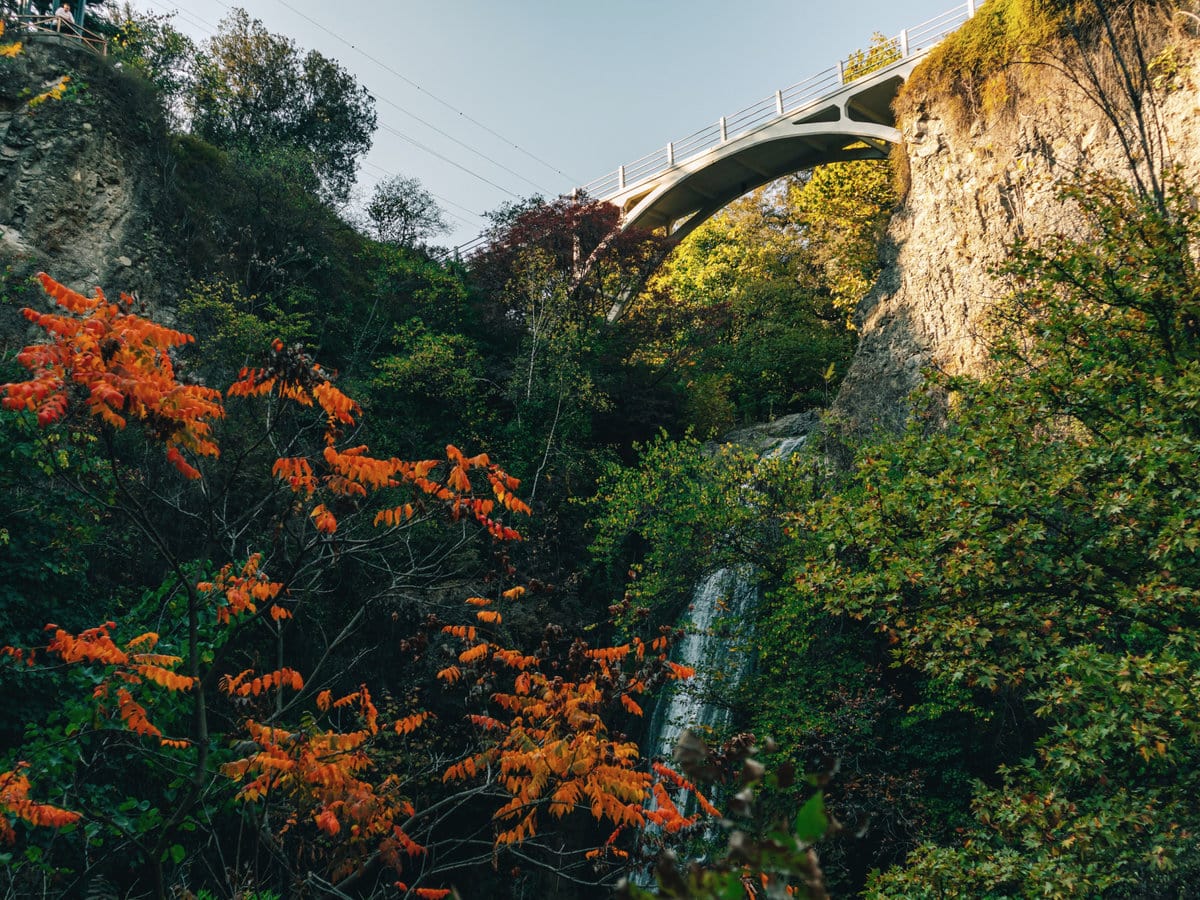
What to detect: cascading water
<box><xmin>630</xmin><ymin>422</ymin><xmax>813</xmax><ymax>887</ymax></box>
<box><xmin>645</xmin><ymin>566</ymin><xmax>759</xmax><ymax>765</ymax></box>
<box><xmin>643</xmin><ymin>423</ymin><xmax>812</xmax><ymax>777</ymax></box>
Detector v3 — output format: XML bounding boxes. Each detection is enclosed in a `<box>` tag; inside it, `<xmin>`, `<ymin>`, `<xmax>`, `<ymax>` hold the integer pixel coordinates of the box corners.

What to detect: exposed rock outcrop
<box><xmin>831</xmin><ymin>26</ymin><xmax>1200</xmax><ymax>435</ymax></box>
<box><xmin>723</xmin><ymin>411</ymin><xmax>820</xmax><ymax>456</ymax></box>
<box><xmin>0</xmin><ymin>39</ymin><xmax>178</xmax><ymax>314</ymax></box>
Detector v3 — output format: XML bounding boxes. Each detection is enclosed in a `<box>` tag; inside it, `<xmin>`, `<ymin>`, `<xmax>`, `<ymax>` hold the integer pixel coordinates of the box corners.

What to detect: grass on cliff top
<box><xmin>896</xmin><ymin>0</ymin><xmax>1069</xmax><ymax>126</ymax></box>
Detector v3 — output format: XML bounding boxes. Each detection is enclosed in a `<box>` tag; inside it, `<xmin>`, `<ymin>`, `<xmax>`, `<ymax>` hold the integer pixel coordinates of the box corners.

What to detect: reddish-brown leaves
<box><xmin>3</xmin><ymin>623</ymin><xmax>194</xmax><ymax>746</ymax></box>
<box><xmin>236</xmin><ymin>344</ymin><xmax>531</xmax><ymax>543</ymax></box>
<box><xmin>220</xmin><ymin>667</ymin><xmax>304</xmax><ymax>698</ymax></box>
<box><xmin>431</xmin><ymin>588</ymin><xmax>719</xmax><ymax>852</ymax></box>
<box><xmin>438</xmin><ymin>592</ymin><xmax>673</xmax><ymax>847</ymax></box>
<box><xmin>196</xmin><ymin>554</ymin><xmax>287</xmax><ymax>625</ymax></box>
<box><xmin>221</xmin><ymin>685</ymin><xmax>427</xmax><ymax>884</ymax></box>
<box><xmin>2</xmin><ymin>274</ymin><xmax>223</xmax><ymax>477</ymax></box>
<box><xmin>0</xmin><ymin>764</ymin><xmax>80</xmax><ymax>844</ymax></box>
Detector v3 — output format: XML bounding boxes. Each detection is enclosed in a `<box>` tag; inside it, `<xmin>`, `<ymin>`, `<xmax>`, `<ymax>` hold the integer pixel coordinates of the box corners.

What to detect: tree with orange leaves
<box><xmin>0</xmin><ymin>274</ymin><xmax>527</xmax><ymax>893</ymax></box>
<box><xmin>0</xmin><ymin>273</ymin><xmax>717</xmax><ymax>898</ymax></box>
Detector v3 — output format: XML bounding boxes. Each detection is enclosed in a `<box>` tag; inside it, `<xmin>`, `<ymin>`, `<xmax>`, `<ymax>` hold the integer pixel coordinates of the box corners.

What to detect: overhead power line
<box><xmin>370</xmin><ymin>89</ymin><xmax>551</xmax><ymax>196</ymax></box>
<box><xmin>375</xmin><ymin>121</ymin><xmax>518</xmax><ymax>198</ymax></box>
<box><xmin>180</xmin><ymin>0</ymin><xmax>554</xmax><ymax>195</ymax></box>
<box><xmin>137</xmin><ymin>0</ymin><xmax>529</xmax><ymax>203</ymax></box>
<box><xmin>360</xmin><ymin>161</ymin><xmax>485</xmax><ymax>228</ymax></box>
<box><xmin>268</xmin><ymin>0</ymin><xmax>580</xmax><ymax>185</ymax></box>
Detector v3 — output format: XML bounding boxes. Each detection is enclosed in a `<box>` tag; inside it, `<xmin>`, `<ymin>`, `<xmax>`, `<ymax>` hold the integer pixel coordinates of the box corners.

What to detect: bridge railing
<box><xmin>445</xmin><ymin>1</ymin><xmax>977</xmax><ymax>261</ymax></box>
<box><xmin>578</xmin><ymin>1</ymin><xmax>975</xmax><ymax>201</ymax></box>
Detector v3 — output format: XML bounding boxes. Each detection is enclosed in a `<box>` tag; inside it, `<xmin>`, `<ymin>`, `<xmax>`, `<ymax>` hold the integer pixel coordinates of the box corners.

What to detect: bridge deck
<box><xmin>585</xmin><ymin>2</ymin><xmax>972</xmax><ymax>211</ymax></box>
<box><xmin>448</xmin><ymin>1</ymin><xmax>977</xmax><ymax>258</ymax></box>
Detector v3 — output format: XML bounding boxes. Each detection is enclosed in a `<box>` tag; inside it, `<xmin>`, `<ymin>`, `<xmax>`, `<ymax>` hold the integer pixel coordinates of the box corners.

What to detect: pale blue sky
<box><xmin>127</xmin><ymin>0</ymin><xmax>963</xmax><ymax>245</ymax></box>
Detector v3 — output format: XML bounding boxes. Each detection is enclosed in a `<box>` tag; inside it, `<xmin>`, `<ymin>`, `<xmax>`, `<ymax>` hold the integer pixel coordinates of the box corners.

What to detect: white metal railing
<box><xmin>445</xmin><ymin>1</ymin><xmax>977</xmax><ymax>261</ymax></box>
<box><xmin>579</xmin><ymin>1</ymin><xmax>974</xmax><ymax>201</ymax></box>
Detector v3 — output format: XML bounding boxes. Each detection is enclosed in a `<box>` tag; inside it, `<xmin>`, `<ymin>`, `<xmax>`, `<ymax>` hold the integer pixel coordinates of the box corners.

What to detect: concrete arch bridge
<box><xmin>449</xmin><ymin>1</ymin><xmax>979</xmax><ymax>320</ymax></box>
<box><xmin>583</xmin><ymin>1</ymin><xmax>977</xmax><ymax>242</ymax></box>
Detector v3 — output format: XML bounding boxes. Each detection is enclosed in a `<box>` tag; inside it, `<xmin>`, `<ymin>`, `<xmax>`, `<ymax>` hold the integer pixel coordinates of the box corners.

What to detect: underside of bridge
<box><xmin>622</xmin><ymin>128</ymin><xmax>894</xmax><ymax>238</ymax></box>
<box><xmin>611</xmin><ymin>65</ymin><xmax>914</xmax><ymax>242</ymax></box>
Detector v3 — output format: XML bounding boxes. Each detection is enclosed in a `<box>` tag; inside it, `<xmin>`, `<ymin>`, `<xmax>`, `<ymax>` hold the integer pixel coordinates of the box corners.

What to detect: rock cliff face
<box><xmin>0</xmin><ymin>40</ymin><xmax>177</xmax><ymax>319</ymax></box>
<box><xmin>4</xmin><ymin>19</ymin><xmax>1197</xmax><ymax>444</ymax></box>
<box><xmin>831</xmin><ymin>28</ymin><xmax>1200</xmax><ymax>435</ymax></box>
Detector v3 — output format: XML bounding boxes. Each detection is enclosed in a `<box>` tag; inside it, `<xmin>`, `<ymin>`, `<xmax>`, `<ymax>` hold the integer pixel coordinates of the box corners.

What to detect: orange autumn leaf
<box><xmin>315</xmin><ymin>808</ymin><xmax>340</xmax><ymax>836</ymax></box>
<box><xmin>220</xmin><ymin>667</ymin><xmax>304</xmax><ymax>698</ymax></box>
<box><xmin>197</xmin><ymin>555</ymin><xmax>284</xmax><ymax>626</ymax></box>
<box><xmin>393</xmin><ymin>711</ymin><xmax>431</xmax><ymax>736</ymax></box>
<box><xmin>0</xmin><ymin>765</ymin><xmax>80</xmax><ymax>844</ymax></box>
<box><xmin>311</xmin><ymin>504</ymin><xmax>338</xmax><ymax>534</ymax></box>
<box><xmin>2</xmin><ymin>274</ymin><xmax>223</xmax><ymax>475</ymax></box>
<box><xmin>116</xmin><ymin>687</ymin><xmax>161</xmax><ymax>739</ymax></box>
<box><xmin>458</xmin><ymin>643</ymin><xmax>489</xmax><ymax>664</ymax></box>
<box><xmin>667</xmin><ymin>661</ymin><xmax>696</xmax><ymax>680</ymax></box>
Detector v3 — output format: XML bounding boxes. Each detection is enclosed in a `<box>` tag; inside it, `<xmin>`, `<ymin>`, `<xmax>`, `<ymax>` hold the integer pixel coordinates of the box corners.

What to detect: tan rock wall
<box><xmin>830</xmin><ymin>29</ymin><xmax>1200</xmax><ymax>435</ymax></box>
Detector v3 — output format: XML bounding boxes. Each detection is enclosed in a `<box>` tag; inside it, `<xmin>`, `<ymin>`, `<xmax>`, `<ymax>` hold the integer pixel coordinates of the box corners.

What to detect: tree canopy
<box><xmin>189</xmin><ymin>9</ymin><xmax>376</xmax><ymax>203</ymax></box>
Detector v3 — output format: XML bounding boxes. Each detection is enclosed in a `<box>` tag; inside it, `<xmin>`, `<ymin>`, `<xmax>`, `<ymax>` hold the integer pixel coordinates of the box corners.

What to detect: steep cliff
<box><xmin>831</xmin><ymin>8</ymin><xmax>1200</xmax><ymax>434</ymax></box>
<box><xmin>0</xmin><ymin>39</ymin><xmax>178</xmax><ymax>321</ymax></box>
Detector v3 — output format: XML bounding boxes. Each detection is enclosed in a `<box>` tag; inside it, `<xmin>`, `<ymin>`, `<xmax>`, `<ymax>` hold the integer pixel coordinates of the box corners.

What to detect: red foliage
<box><xmin>1</xmin><ymin>623</ymin><xmax>194</xmax><ymax>751</ymax></box>
<box><xmin>0</xmin><ymin>272</ymin><xmax>724</xmax><ymax>888</ymax></box>
<box><xmin>1</xmin><ymin>274</ymin><xmax>224</xmax><ymax>478</ymax></box>
<box><xmin>439</xmin><ymin>590</ymin><xmax>708</xmax><ymax>849</ymax></box>
<box><xmin>221</xmin><ymin>684</ymin><xmax>431</xmax><ymax>882</ymax></box>
<box><xmin>0</xmin><ymin>764</ymin><xmax>80</xmax><ymax>844</ymax></box>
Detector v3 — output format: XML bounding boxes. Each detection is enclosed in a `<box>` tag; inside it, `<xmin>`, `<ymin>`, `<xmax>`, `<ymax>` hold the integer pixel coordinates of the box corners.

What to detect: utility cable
<box><xmin>360</xmin><ymin>161</ymin><xmax>485</xmax><ymax>228</ymax></box>
<box><xmin>137</xmin><ymin>0</ymin><xmax>524</xmax><ymax>200</ymax></box>
<box><xmin>268</xmin><ymin>0</ymin><xmax>580</xmax><ymax>185</ymax></box>
<box><xmin>182</xmin><ymin>0</ymin><xmax>552</xmax><ymax>194</ymax></box>
<box><xmin>375</xmin><ymin>120</ymin><xmax>518</xmax><ymax>198</ymax></box>
<box><xmin>370</xmin><ymin>87</ymin><xmax>552</xmax><ymax>195</ymax></box>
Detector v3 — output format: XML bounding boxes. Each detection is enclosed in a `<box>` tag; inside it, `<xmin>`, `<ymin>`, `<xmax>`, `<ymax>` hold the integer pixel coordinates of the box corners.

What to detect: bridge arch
<box><xmin>621</xmin><ymin>119</ymin><xmax>902</xmax><ymax>240</ymax></box>
<box><xmin>601</xmin><ymin>59</ymin><xmax>918</xmax><ymax>242</ymax></box>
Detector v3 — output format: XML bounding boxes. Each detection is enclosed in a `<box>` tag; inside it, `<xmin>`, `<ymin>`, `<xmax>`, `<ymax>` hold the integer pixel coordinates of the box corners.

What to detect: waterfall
<box><xmin>629</xmin><ymin>420</ymin><xmax>813</xmax><ymax>889</ymax></box>
<box><xmin>645</xmin><ymin>567</ymin><xmax>758</xmax><ymax>764</ymax></box>
<box><xmin>643</xmin><ymin>421</ymin><xmax>811</xmax><ymax>768</ymax></box>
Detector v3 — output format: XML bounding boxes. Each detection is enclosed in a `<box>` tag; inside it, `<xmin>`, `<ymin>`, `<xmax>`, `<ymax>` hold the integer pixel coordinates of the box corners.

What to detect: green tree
<box><xmin>106</xmin><ymin>4</ymin><xmax>197</xmax><ymax>128</ymax></box>
<box><xmin>789</xmin><ymin>172</ymin><xmax>1200</xmax><ymax>896</ymax></box>
<box><xmin>785</xmin><ymin>160</ymin><xmax>896</xmax><ymax>321</ymax></box>
<box><xmin>648</xmin><ymin>186</ymin><xmax>857</xmax><ymax>428</ymax></box>
<box><xmin>189</xmin><ymin>9</ymin><xmax>376</xmax><ymax>203</ymax></box>
<box><xmin>365</xmin><ymin>174</ymin><xmax>449</xmax><ymax>249</ymax></box>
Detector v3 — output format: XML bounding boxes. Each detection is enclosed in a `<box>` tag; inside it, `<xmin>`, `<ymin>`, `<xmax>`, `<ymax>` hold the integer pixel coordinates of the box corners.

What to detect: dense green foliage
<box><xmin>12</xmin><ymin>4</ymin><xmax>1200</xmax><ymax>898</ymax></box>
<box><xmin>0</xmin><ymin>14</ymin><xmax>873</xmax><ymax>895</ymax></box>
<box><xmin>592</xmin><ymin>169</ymin><xmax>1200</xmax><ymax>897</ymax></box>
<box><xmin>188</xmin><ymin>9</ymin><xmax>376</xmax><ymax>203</ymax></box>
<box><xmin>644</xmin><ymin>174</ymin><xmax>875</xmax><ymax>432</ymax></box>
<box><xmin>841</xmin><ymin>173</ymin><xmax>1200</xmax><ymax>898</ymax></box>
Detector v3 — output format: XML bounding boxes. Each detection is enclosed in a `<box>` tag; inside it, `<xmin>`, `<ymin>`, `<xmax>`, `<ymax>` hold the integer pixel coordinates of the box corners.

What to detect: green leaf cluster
<box><xmin>779</xmin><ymin>171</ymin><xmax>1200</xmax><ymax>896</ymax></box>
